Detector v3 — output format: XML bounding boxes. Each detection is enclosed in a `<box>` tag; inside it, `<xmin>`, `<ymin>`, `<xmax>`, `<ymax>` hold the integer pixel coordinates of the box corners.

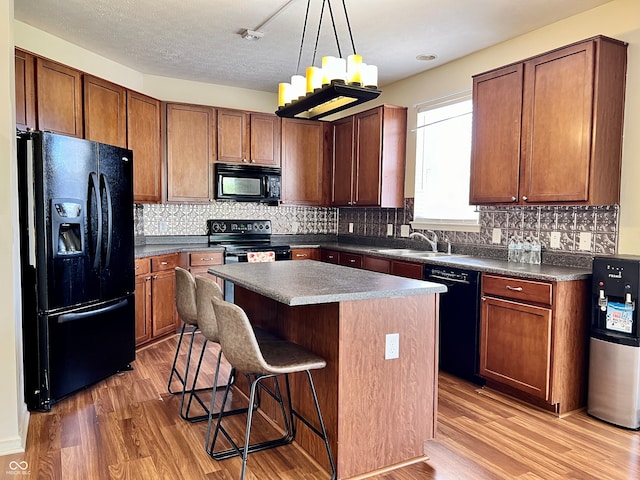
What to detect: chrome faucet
<box><xmin>409</xmin><ymin>230</ymin><xmax>438</xmax><ymax>252</ymax></box>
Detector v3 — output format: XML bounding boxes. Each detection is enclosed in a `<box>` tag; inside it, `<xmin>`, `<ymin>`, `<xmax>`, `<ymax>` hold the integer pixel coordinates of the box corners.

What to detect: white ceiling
<box><xmin>14</xmin><ymin>0</ymin><xmax>613</xmax><ymax>93</ymax></box>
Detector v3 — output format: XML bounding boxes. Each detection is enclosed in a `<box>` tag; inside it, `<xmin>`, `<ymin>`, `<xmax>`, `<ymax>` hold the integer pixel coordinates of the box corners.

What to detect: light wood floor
<box><xmin>3</xmin><ymin>332</ymin><xmax>639</xmax><ymax>480</ymax></box>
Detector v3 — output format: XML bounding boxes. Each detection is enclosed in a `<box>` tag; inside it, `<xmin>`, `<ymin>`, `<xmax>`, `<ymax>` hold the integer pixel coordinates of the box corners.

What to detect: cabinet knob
<box><xmin>511</xmin><ymin>196</ymin><xmax>517</xmax><ymax>202</ymax></box>
<box><xmin>250</xmin><ymin>159</ymin><xmax>256</xmax><ymax>163</ymax></box>
<box><xmin>242</xmin><ymin>158</ymin><xmax>247</xmax><ymax>163</ymax></box>
<box><xmin>522</xmin><ymin>196</ymin><xmax>528</xmax><ymax>201</ymax></box>
<box><xmin>152</xmin><ymin>275</ymin><xmax>158</xmax><ymax>280</ymax></box>
<box><xmin>145</xmin><ymin>276</ymin><xmax>152</xmax><ymax>281</ymax></box>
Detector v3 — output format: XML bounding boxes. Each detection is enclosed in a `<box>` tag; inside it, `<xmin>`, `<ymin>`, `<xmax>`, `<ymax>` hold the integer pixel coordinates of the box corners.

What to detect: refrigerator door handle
<box><xmin>89</xmin><ymin>172</ymin><xmax>102</xmax><ymax>270</ymax></box>
<box><xmin>100</xmin><ymin>174</ymin><xmax>113</xmax><ymax>269</ymax></box>
<box><xmin>57</xmin><ymin>298</ymin><xmax>129</xmax><ymax>324</ymax></box>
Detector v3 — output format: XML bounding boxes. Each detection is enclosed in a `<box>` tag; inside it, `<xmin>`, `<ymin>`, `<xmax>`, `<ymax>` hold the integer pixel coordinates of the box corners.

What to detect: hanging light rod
<box><xmin>275</xmin><ymin>0</ymin><xmax>381</xmax><ymax>120</ymax></box>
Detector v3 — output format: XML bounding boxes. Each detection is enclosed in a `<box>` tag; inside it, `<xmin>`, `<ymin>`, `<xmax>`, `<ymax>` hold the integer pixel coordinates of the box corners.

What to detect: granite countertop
<box><xmin>208</xmin><ymin>260</ymin><xmax>447</xmax><ymax>306</ymax></box>
<box><xmin>134</xmin><ymin>238</ymin><xmax>591</xmax><ymax>282</ymax></box>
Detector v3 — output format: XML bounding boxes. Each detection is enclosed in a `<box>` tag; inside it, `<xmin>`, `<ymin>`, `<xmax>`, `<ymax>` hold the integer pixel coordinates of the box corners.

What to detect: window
<box><xmin>413</xmin><ymin>93</ymin><xmax>478</xmax><ymax>231</ymax></box>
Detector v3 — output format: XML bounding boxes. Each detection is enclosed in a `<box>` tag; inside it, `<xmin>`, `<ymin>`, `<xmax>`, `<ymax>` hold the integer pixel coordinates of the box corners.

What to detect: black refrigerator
<box><xmin>17</xmin><ymin>131</ymin><xmax>135</xmax><ymax>411</ymax></box>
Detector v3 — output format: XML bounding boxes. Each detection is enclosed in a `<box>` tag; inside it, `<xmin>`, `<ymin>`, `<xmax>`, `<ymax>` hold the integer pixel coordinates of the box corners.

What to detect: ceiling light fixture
<box><xmin>240</xmin><ymin>29</ymin><xmax>264</xmax><ymax>40</ymax></box>
<box><xmin>275</xmin><ymin>0</ymin><xmax>381</xmax><ymax>120</ymax></box>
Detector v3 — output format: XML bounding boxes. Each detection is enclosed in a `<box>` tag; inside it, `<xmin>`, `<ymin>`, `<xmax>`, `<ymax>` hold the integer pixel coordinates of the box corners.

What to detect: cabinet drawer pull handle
<box><xmin>160</xmin><ymin>261</ymin><xmax>168</xmax><ymax>265</ymax></box>
<box><xmin>296</xmin><ymin>254</ymin><xmax>308</xmax><ymax>258</ymax></box>
<box><xmin>349</xmin><ymin>259</ymin><xmax>356</xmax><ymax>263</ymax></box>
<box><xmin>200</xmin><ymin>258</ymin><xmax>214</xmax><ymax>261</ymax></box>
<box><xmin>506</xmin><ymin>285</ymin><xmax>523</xmax><ymax>291</ymax></box>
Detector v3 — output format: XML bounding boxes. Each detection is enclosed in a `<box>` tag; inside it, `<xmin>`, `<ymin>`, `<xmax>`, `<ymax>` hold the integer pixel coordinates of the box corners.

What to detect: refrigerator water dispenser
<box><xmin>51</xmin><ymin>199</ymin><xmax>84</xmax><ymax>256</ymax></box>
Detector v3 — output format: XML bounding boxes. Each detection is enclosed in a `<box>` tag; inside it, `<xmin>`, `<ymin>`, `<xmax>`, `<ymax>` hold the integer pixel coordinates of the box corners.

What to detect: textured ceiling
<box><xmin>14</xmin><ymin>0</ymin><xmax>613</xmax><ymax>93</ymax></box>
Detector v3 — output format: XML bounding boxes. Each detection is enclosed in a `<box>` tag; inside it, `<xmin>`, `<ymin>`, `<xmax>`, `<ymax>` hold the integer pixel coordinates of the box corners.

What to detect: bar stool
<box><xmin>167</xmin><ymin>267</ymin><xmax>217</xmax><ymax>422</ymax></box>
<box><xmin>205</xmin><ymin>296</ymin><xmax>336</xmax><ymax>480</ymax></box>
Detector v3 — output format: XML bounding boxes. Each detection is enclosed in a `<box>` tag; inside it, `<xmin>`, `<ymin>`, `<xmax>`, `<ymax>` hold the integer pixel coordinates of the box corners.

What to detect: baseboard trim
<box><xmin>0</xmin><ymin>404</ymin><xmax>29</xmax><ymax>456</ymax></box>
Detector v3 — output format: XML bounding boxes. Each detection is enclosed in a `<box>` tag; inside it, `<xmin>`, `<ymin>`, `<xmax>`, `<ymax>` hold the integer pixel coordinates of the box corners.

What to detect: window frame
<box><xmin>411</xmin><ymin>90</ymin><xmax>479</xmax><ymax>233</ymax></box>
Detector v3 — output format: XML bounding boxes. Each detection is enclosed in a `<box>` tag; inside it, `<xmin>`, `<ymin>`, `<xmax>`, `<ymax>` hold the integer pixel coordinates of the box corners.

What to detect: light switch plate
<box><xmin>158</xmin><ymin>221</ymin><xmax>168</xmax><ymax>234</ymax></box>
<box><xmin>400</xmin><ymin>225</ymin><xmax>410</xmax><ymax>238</ymax></box>
<box><xmin>387</xmin><ymin>224</ymin><xmax>394</xmax><ymax>236</ymax></box>
<box><xmin>348</xmin><ymin>222</ymin><xmax>354</xmax><ymax>233</ymax></box>
<box><xmin>579</xmin><ymin>232</ymin><xmax>592</xmax><ymax>251</ymax></box>
<box><xmin>550</xmin><ymin>231</ymin><xmax>561</xmax><ymax>249</ymax></box>
<box><xmin>492</xmin><ymin>228</ymin><xmax>502</xmax><ymax>244</ymax></box>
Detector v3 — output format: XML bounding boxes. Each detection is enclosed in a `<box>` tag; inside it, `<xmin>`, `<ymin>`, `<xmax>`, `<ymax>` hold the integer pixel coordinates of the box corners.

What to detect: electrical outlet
<box><xmin>400</xmin><ymin>225</ymin><xmax>410</xmax><ymax>238</ymax></box>
<box><xmin>579</xmin><ymin>232</ymin><xmax>592</xmax><ymax>251</ymax></box>
<box><xmin>348</xmin><ymin>222</ymin><xmax>354</xmax><ymax>233</ymax></box>
<box><xmin>385</xmin><ymin>333</ymin><xmax>399</xmax><ymax>360</ymax></box>
<box><xmin>158</xmin><ymin>221</ymin><xmax>168</xmax><ymax>234</ymax></box>
<box><xmin>492</xmin><ymin>228</ymin><xmax>502</xmax><ymax>244</ymax></box>
<box><xmin>550</xmin><ymin>231</ymin><xmax>561</xmax><ymax>249</ymax></box>
<box><xmin>387</xmin><ymin>223</ymin><xmax>394</xmax><ymax>236</ymax></box>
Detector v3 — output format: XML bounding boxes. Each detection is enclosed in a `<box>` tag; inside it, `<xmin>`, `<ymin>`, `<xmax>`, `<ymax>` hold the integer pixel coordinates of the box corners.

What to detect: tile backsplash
<box><xmin>136</xmin><ymin>201</ymin><xmax>618</xmax><ymax>256</ymax></box>
<box><xmin>137</xmin><ymin>203</ymin><xmax>338</xmax><ymax>236</ymax></box>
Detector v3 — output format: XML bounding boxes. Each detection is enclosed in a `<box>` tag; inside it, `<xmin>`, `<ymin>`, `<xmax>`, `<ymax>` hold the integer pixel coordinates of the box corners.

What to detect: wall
<box><xmin>0</xmin><ymin>0</ymin><xmax>28</xmax><ymax>457</ymax></box>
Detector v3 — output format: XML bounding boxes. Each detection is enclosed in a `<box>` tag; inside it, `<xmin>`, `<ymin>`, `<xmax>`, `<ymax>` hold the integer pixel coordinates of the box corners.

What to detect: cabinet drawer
<box><xmin>364</xmin><ymin>256</ymin><xmax>390</xmax><ymax>273</ymax></box>
<box><xmin>135</xmin><ymin>258</ymin><xmax>150</xmax><ymax>276</ymax></box>
<box><xmin>340</xmin><ymin>252</ymin><xmax>363</xmax><ymax>268</ymax></box>
<box><xmin>482</xmin><ymin>274</ymin><xmax>552</xmax><ymax>306</ymax></box>
<box><xmin>189</xmin><ymin>251</ymin><xmax>224</xmax><ymax>266</ymax></box>
<box><xmin>151</xmin><ymin>253</ymin><xmax>179</xmax><ymax>272</ymax></box>
<box><xmin>391</xmin><ymin>260</ymin><xmax>424</xmax><ymax>280</ymax></box>
<box><xmin>321</xmin><ymin>249</ymin><xmax>340</xmax><ymax>264</ymax></box>
<box><xmin>291</xmin><ymin>248</ymin><xmax>313</xmax><ymax>260</ymax></box>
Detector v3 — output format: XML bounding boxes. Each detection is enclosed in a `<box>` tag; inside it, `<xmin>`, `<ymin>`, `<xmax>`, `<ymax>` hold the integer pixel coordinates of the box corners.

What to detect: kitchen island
<box><xmin>208</xmin><ymin>260</ymin><xmax>447</xmax><ymax>479</ymax></box>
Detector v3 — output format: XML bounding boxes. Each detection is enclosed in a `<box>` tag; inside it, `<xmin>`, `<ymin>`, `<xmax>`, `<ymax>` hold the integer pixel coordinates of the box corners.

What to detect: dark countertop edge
<box><xmin>135</xmin><ymin>240</ymin><xmax>591</xmax><ymax>281</ymax></box>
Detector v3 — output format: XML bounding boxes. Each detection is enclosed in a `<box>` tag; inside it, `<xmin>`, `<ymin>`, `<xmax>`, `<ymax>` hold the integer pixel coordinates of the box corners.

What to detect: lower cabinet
<box><xmin>479</xmin><ymin>273</ymin><xmax>589</xmax><ymax>414</ymax></box>
<box><xmin>134</xmin><ymin>253</ymin><xmax>180</xmax><ymax>347</ymax></box>
<box><xmin>320</xmin><ymin>249</ymin><xmax>424</xmax><ymax>280</ymax></box>
<box><xmin>186</xmin><ymin>250</ymin><xmax>225</xmax><ymax>293</ymax></box>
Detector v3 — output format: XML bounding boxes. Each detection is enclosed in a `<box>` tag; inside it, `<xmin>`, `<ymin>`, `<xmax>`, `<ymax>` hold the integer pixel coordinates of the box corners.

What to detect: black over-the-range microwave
<box><xmin>214</xmin><ymin>163</ymin><xmax>281</xmax><ymax>203</ymax></box>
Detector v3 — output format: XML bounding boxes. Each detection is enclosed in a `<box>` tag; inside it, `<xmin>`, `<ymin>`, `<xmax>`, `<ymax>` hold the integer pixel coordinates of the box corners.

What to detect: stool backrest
<box><xmin>195</xmin><ymin>275</ymin><xmax>223</xmax><ymax>343</ymax></box>
<box><xmin>212</xmin><ymin>296</ymin><xmax>270</xmax><ymax>374</ymax></box>
<box><xmin>175</xmin><ymin>267</ymin><xmax>197</xmax><ymax>326</ymax></box>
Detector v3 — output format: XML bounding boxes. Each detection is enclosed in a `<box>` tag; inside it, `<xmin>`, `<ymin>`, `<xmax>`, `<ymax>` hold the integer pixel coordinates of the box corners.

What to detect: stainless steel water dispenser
<box><xmin>588</xmin><ymin>255</ymin><xmax>640</xmax><ymax>430</ymax></box>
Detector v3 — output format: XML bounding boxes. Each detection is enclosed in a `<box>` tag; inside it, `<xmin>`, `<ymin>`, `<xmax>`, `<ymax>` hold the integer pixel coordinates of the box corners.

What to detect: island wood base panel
<box><xmin>234</xmin><ymin>286</ymin><xmax>439</xmax><ymax>480</ymax></box>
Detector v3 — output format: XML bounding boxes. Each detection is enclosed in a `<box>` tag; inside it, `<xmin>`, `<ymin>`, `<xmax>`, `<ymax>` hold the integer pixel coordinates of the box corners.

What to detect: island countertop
<box><xmin>208</xmin><ymin>259</ymin><xmax>447</xmax><ymax>306</ymax></box>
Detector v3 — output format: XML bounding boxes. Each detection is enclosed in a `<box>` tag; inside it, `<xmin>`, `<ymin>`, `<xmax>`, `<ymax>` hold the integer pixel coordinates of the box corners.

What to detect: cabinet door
<box><xmin>281</xmin><ymin>118</ymin><xmax>327</xmax><ymax>205</ymax></box>
<box><xmin>15</xmin><ymin>49</ymin><xmax>36</xmax><ymax>131</ymax></box>
<box><xmin>331</xmin><ymin>116</ymin><xmax>354</xmax><ymax>206</ymax></box>
<box><xmin>217</xmin><ymin>108</ymin><xmax>248</xmax><ymax>163</ymax></box>
<box><xmin>469</xmin><ymin>64</ymin><xmax>523</xmax><ymax>204</ymax></box>
<box><xmin>480</xmin><ymin>296</ymin><xmax>552</xmax><ymax>400</ymax></box>
<box><xmin>354</xmin><ymin>108</ymin><xmax>382</xmax><ymax>206</ymax></box>
<box><xmin>135</xmin><ymin>274</ymin><xmax>152</xmax><ymax>345</ymax></box>
<box><xmin>520</xmin><ymin>41</ymin><xmax>595</xmax><ymax>203</ymax></box>
<box><xmin>151</xmin><ymin>270</ymin><xmax>177</xmax><ymax>337</ymax></box>
<box><xmin>166</xmin><ymin>103</ymin><xmax>216</xmax><ymax>202</ymax></box>
<box><xmin>36</xmin><ymin>58</ymin><xmax>83</xmax><ymax>137</ymax></box>
<box><xmin>250</xmin><ymin>113</ymin><xmax>281</xmax><ymax>166</ymax></box>
<box><xmin>83</xmin><ymin>75</ymin><xmax>127</xmax><ymax>147</ymax></box>
<box><xmin>128</xmin><ymin>91</ymin><xmax>162</xmax><ymax>203</ymax></box>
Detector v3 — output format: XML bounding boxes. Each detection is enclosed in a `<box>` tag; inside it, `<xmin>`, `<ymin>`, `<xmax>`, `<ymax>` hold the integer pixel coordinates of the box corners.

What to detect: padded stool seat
<box><xmin>205</xmin><ymin>296</ymin><xmax>336</xmax><ymax>480</ymax></box>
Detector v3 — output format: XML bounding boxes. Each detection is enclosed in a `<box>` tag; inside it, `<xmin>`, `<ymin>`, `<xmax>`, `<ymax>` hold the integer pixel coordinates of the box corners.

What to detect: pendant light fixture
<box><xmin>275</xmin><ymin>0</ymin><xmax>381</xmax><ymax>120</ymax></box>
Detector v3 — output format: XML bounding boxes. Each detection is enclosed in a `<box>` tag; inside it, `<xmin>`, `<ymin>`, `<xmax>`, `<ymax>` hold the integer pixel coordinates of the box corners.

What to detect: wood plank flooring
<box><xmin>2</xmin><ymin>332</ymin><xmax>639</xmax><ymax>479</ymax></box>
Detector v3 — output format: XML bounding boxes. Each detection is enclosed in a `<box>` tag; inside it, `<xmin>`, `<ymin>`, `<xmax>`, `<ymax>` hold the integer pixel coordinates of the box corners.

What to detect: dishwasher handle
<box><xmin>426</xmin><ymin>273</ymin><xmax>471</xmax><ymax>285</ymax></box>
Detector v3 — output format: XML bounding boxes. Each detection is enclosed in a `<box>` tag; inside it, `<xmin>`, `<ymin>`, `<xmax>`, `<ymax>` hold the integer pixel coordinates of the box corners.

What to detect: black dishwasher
<box><xmin>425</xmin><ymin>265</ymin><xmax>484</xmax><ymax>385</ymax></box>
